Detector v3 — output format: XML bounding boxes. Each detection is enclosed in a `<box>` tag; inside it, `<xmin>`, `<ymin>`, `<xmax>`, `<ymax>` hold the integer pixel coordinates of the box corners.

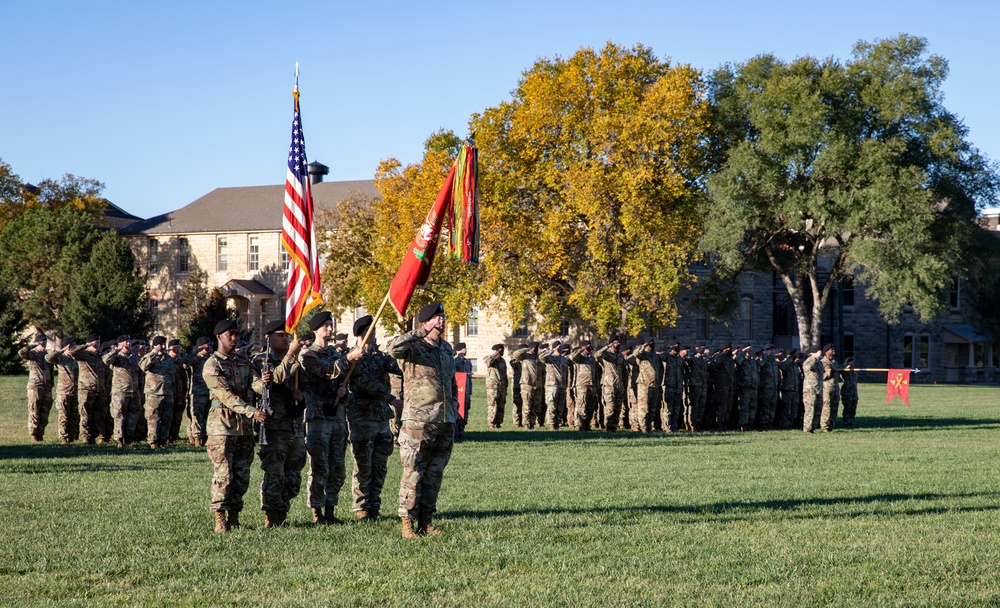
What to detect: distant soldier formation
<box><xmin>18</xmin><ymin>313</ymin><xmax>860</xmax><ymax>535</ymax></box>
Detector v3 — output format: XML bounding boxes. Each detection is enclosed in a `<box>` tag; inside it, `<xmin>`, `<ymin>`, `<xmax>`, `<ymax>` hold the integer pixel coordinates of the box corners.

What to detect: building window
<box><xmin>249</xmin><ymin>236</ymin><xmax>260</xmax><ymax>271</ymax></box>
<box><xmin>467</xmin><ymin>359</ymin><xmax>478</xmax><ymax>373</ymax></box>
<box><xmin>149</xmin><ymin>299</ymin><xmax>159</xmax><ymax>331</ymax></box>
<box><xmin>513</xmin><ymin>317</ymin><xmax>528</xmax><ymax>338</ymax></box>
<box><xmin>841</xmin><ymin>276</ymin><xmax>855</xmax><ymax>307</ymax></box>
<box><xmin>559</xmin><ymin>319</ymin><xmax>570</xmax><ymax>336</ymax></box>
<box><xmin>918</xmin><ymin>335</ymin><xmax>929</xmax><ymax>369</ymax></box>
<box><xmin>177</xmin><ymin>237</ymin><xmax>190</xmax><ymax>273</ymax></box>
<box><xmin>949</xmin><ymin>277</ymin><xmax>960</xmax><ymax>309</ymax></box>
<box><xmin>903</xmin><ymin>334</ymin><xmax>914</xmax><ymax>368</ymax></box>
<box><xmin>217</xmin><ymin>236</ymin><xmax>228</xmax><ymax>272</ymax></box>
<box><xmin>843</xmin><ymin>333</ymin><xmax>855</xmax><ymax>361</ymax></box>
<box><xmin>465</xmin><ymin>308</ymin><xmax>479</xmax><ymax>336</ymax></box>
<box><xmin>279</xmin><ymin>297</ymin><xmax>286</xmax><ymax>320</ymax></box>
<box><xmin>281</xmin><ymin>246</ymin><xmax>290</xmax><ymax>271</ymax></box>
<box><xmin>148</xmin><ymin>239</ymin><xmax>159</xmax><ymax>273</ymax></box>
<box><xmin>695</xmin><ymin>311</ymin><xmax>709</xmax><ymax>340</ymax></box>
<box><xmin>739</xmin><ymin>297</ymin><xmax>754</xmax><ymax>339</ymax></box>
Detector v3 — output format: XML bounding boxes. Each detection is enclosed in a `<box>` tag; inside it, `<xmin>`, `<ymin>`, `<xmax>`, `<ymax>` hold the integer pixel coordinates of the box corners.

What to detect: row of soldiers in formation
<box><xmin>19</xmin><ymin>301</ymin><xmax>462</xmax><ymax>538</ymax></box>
<box><xmin>480</xmin><ymin>337</ymin><xmax>859</xmax><ymax>434</ymax></box>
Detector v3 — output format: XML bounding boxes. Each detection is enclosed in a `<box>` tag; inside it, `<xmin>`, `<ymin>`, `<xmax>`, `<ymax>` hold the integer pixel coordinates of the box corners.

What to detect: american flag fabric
<box><xmin>281</xmin><ymin>86</ymin><xmax>322</xmax><ymax>333</ymax></box>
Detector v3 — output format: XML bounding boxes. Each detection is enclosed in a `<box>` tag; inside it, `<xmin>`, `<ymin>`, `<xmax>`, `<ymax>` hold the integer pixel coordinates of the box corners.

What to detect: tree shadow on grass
<box><xmin>851</xmin><ymin>417</ymin><xmax>1000</xmax><ymax>432</ymax></box>
<box><xmin>463</xmin><ymin>429</ymin><xmax>745</xmax><ymax>445</ymax></box>
<box><xmin>443</xmin><ymin>491</ymin><xmax>1000</xmax><ymax>524</ymax></box>
<box><xmin>1</xmin><ymin>459</ymin><xmax>182</xmax><ymax>474</ymax></box>
<box><xmin>0</xmin><ymin>442</ymin><xmax>205</xmax><ymax>461</ymax></box>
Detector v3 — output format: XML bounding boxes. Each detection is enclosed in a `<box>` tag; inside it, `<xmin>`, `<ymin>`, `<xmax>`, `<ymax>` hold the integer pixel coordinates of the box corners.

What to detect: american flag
<box><xmin>281</xmin><ymin>79</ymin><xmax>322</xmax><ymax>333</ymax></box>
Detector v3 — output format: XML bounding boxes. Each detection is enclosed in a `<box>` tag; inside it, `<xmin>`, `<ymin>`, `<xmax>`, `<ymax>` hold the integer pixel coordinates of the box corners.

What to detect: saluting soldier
<box><xmin>102</xmin><ymin>334</ymin><xmax>140</xmax><ymax>447</ymax></box>
<box><xmin>840</xmin><ymin>357</ymin><xmax>859</xmax><ymax>427</ymax></box>
<box><xmin>452</xmin><ymin>342</ymin><xmax>473</xmax><ymax>441</ymax></box>
<box><xmin>661</xmin><ymin>341</ymin><xmax>684</xmax><ymax>433</ymax></box>
<box><xmin>300</xmin><ymin>311</ymin><xmax>357</xmax><ymax>525</ymax></box>
<box><xmin>72</xmin><ymin>334</ymin><xmax>106</xmax><ymax>445</ymax></box>
<box><xmin>203</xmin><ymin>319</ymin><xmax>265</xmax><ymax>532</ymax></box>
<box><xmin>539</xmin><ymin>343</ymin><xmax>571</xmax><ymax>430</ymax></box>
<box><xmin>346</xmin><ymin>315</ymin><xmax>402</xmax><ymax>521</ymax></box>
<box><xmin>819</xmin><ymin>344</ymin><xmax>841</xmax><ymax>432</ymax></box>
<box><xmin>511</xmin><ymin>342</ymin><xmax>543</xmax><ymax>429</ymax></box>
<box><xmin>569</xmin><ymin>340</ymin><xmax>599</xmax><ymax>431</ymax></box>
<box><xmin>776</xmin><ymin>349</ymin><xmax>800</xmax><ymax>430</ymax></box>
<box><xmin>734</xmin><ymin>342</ymin><xmax>757</xmax><ymax>433</ymax></box>
<box><xmin>19</xmin><ymin>332</ymin><xmax>53</xmax><ymax>442</ymax></box>
<box><xmin>756</xmin><ymin>345</ymin><xmax>780</xmax><ymax>430</ymax></box>
<box><xmin>46</xmin><ymin>337</ymin><xmax>79</xmax><ymax>444</ymax></box>
<box><xmin>594</xmin><ymin>335</ymin><xmax>627</xmax><ymax>433</ymax></box>
<box><xmin>251</xmin><ymin>320</ymin><xmax>306</xmax><ymax>528</ymax></box>
<box><xmin>683</xmin><ymin>345</ymin><xmax>708</xmax><ymax>432</ymax></box>
<box><xmin>167</xmin><ymin>339</ymin><xmax>188</xmax><ymax>444</ymax></box>
<box><xmin>389</xmin><ymin>302</ymin><xmax>458</xmax><ymax>538</ymax></box>
<box><xmin>632</xmin><ymin>338</ymin><xmax>665</xmax><ymax>434</ymax></box>
<box><xmin>139</xmin><ymin>336</ymin><xmax>176</xmax><ymax>448</ymax></box>
<box><xmin>708</xmin><ymin>345</ymin><xmax>736</xmax><ymax>432</ymax></box>
<box><xmin>509</xmin><ymin>351</ymin><xmax>523</xmax><ymax>427</ymax></box>
<box><xmin>483</xmin><ymin>344</ymin><xmax>508</xmax><ymax>428</ymax></box>
<box><xmin>800</xmin><ymin>348</ymin><xmax>824</xmax><ymax>433</ymax></box>
<box><xmin>185</xmin><ymin>337</ymin><xmax>213</xmax><ymax>447</ymax></box>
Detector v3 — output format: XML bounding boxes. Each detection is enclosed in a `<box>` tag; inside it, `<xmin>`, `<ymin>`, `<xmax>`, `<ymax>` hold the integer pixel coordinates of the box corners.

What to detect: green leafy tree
<box><xmin>62</xmin><ymin>232</ymin><xmax>153</xmax><ymax>340</ymax></box>
<box><xmin>0</xmin><ymin>283</ymin><xmax>28</xmax><ymax>375</ymax></box>
<box><xmin>701</xmin><ymin>34</ymin><xmax>997</xmax><ymax>350</ymax></box>
<box><xmin>177</xmin><ymin>270</ymin><xmax>236</xmax><ymax>350</ymax></box>
<box><xmin>0</xmin><ymin>159</ymin><xmax>107</xmax><ymax>232</ymax></box>
<box><xmin>470</xmin><ymin>42</ymin><xmax>710</xmax><ymax>335</ymax></box>
<box><xmin>0</xmin><ymin>205</ymin><xmax>102</xmax><ymax>332</ymax></box>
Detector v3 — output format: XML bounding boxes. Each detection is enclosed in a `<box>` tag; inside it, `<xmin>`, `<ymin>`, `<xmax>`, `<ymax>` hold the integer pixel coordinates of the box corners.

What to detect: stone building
<box><xmin>118</xmin><ymin>178</ymin><xmax>998</xmax><ymax>383</ymax></box>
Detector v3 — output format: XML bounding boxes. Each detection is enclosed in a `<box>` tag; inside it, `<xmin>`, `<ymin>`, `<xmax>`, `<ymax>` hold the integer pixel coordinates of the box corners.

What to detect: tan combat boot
<box><xmin>324</xmin><ymin>507</ymin><xmax>342</xmax><ymax>525</ymax></box>
<box><xmin>214</xmin><ymin>510</ymin><xmax>229</xmax><ymax>533</ymax></box>
<box><xmin>401</xmin><ymin>516</ymin><xmax>418</xmax><ymax>539</ymax></box>
<box><xmin>417</xmin><ymin>512</ymin><xmax>443</xmax><ymax>536</ymax></box>
<box><xmin>356</xmin><ymin>510</ymin><xmax>371</xmax><ymax>521</ymax></box>
<box><xmin>312</xmin><ymin>507</ymin><xmax>325</xmax><ymax>525</ymax></box>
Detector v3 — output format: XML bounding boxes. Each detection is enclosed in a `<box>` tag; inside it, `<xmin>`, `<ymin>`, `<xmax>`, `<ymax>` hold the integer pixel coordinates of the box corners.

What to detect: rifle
<box><xmin>258</xmin><ymin>343</ymin><xmax>274</xmax><ymax>446</ymax></box>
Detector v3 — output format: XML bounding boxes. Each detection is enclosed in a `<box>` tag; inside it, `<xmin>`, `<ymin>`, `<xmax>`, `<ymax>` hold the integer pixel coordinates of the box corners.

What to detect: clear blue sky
<box><xmin>2</xmin><ymin>1</ymin><xmax>997</xmax><ymax>219</ymax></box>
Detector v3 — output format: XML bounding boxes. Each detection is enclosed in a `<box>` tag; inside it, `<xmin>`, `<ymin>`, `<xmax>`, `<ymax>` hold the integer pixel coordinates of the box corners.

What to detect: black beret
<box><xmin>558</xmin><ymin>343</ymin><xmax>571</xmax><ymax>353</ymax></box>
<box><xmin>609</xmin><ymin>334</ymin><xmax>621</xmax><ymax>343</ymax></box>
<box><xmin>823</xmin><ymin>343</ymin><xmax>835</xmax><ymax>352</ymax></box>
<box><xmin>580</xmin><ymin>339</ymin><xmax>592</xmax><ymax>347</ymax></box>
<box><xmin>100</xmin><ymin>340</ymin><xmax>114</xmax><ymax>352</ymax></box>
<box><xmin>309</xmin><ymin>311</ymin><xmax>333</xmax><ymax>331</ymax></box>
<box><xmin>334</xmin><ymin>333</ymin><xmax>348</xmax><ymax>341</ymax></box>
<box><xmin>668</xmin><ymin>339</ymin><xmax>680</xmax><ymax>347</ymax></box>
<box><xmin>454</xmin><ymin>342</ymin><xmax>467</xmax><ymax>351</ymax></box>
<box><xmin>195</xmin><ymin>336</ymin><xmax>212</xmax><ymax>348</ymax></box>
<box><xmin>152</xmin><ymin>336</ymin><xmax>167</xmax><ymax>346</ymax></box>
<box><xmin>540</xmin><ymin>343</ymin><xmax>549</xmax><ymax>350</ymax></box>
<box><xmin>528</xmin><ymin>341</ymin><xmax>540</xmax><ymax>350</ymax></box>
<box><xmin>845</xmin><ymin>357</ymin><xmax>856</xmax><ymax>364</ymax></box>
<box><xmin>552</xmin><ymin>340</ymin><xmax>562</xmax><ymax>348</ymax></box>
<box><xmin>764</xmin><ymin>343</ymin><xmax>775</xmax><ymax>350</ymax></box>
<box><xmin>214</xmin><ymin>319</ymin><xmax>238</xmax><ymax>335</ymax></box>
<box><xmin>263</xmin><ymin>320</ymin><xmax>285</xmax><ymax>336</ymax></box>
<box><xmin>167</xmin><ymin>339</ymin><xmax>180</xmax><ymax>348</ymax></box>
<box><xmin>86</xmin><ymin>333</ymin><xmax>101</xmax><ymax>344</ymax></box>
<box><xmin>116</xmin><ymin>334</ymin><xmax>130</xmax><ymax>343</ymax></box>
<box><xmin>63</xmin><ymin>337</ymin><xmax>77</xmax><ymax>346</ymax></box>
<box><xmin>742</xmin><ymin>341</ymin><xmax>753</xmax><ymax>348</ymax></box>
<box><xmin>695</xmin><ymin>341</ymin><xmax>706</xmax><ymax>348</ymax></box>
<box><xmin>787</xmin><ymin>348</ymin><xmax>798</xmax><ymax>355</ymax></box>
<box><xmin>491</xmin><ymin>343</ymin><xmax>505</xmax><ymax>351</ymax></box>
<box><xmin>417</xmin><ymin>302</ymin><xmax>444</xmax><ymax>323</ymax></box>
<box><xmin>34</xmin><ymin>333</ymin><xmax>47</xmax><ymax>342</ymax></box>
<box><xmin>353</xmin><ymin>315</ymin><xmax>374</xmax><ymax>337</ymax></box>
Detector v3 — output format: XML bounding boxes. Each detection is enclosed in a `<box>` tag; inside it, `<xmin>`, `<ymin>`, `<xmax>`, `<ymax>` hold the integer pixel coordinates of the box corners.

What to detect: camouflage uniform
<box><xmin>346</xmin><ymin>346</ymin><xmax>401</xmax><ymax>516</ymax></box>
<box><xmin>594</xmin><ymin>345</ymin><xmax>626</xmax><ymax>432</ymax></box>
<box><xmin>777</xmin><ymin>357</ymin><xmax>800</xmax><ymax>430</ymax></box>
<box><xmin>19</xmin><ymin>345</ymin><xmax>53</xmax><ymax>441</ymax></box>
<box><xmin>569</xmin><ymin>348</ymin><xmax>599</xmax><ymax>431</ymax></box>
<box><xmin>708</xmin><ymin>352</ymin><xmax>735</xmax><ymax>432</ymax></box>
<box><xmin>509</xmin><ymin>358</ymin><xmax>523</xmax><ymax>426</ymax></box>
<box><xmin>388</xmin><ymin>372</ymin><xmax>404</xmax><ymax>440</ymax></box>
<box><xmin>683</xmin><ymin>353</ymin><xmax>708</xmax><ymax>431</ymax></box>
<box><xmin>452</xmin><ymin>354</ymin><xmax>473</xmax><ymax>440</ymax></box>
<box><xmin>819</xmin><ymin>354</ymin><xmax>841</xmax><ymax>432</ymax></box>
<box><xmin>98</xmin><ymin>347</ymin><xmax>114</xmax><ymax>442</ymax></box>
<box><xmin>45</xmin><ymin>350</ymin><xmax>79</xmax><ymax>442</ymax></box>
<box><xmin>735</xmin><ymin>350</ymin><xmax>757</xmax><ymax>431</ymax></box>
<box><xmin>632</xmin><ymin>347</ymin><xmax>665</xmax><ymax>433</ymax></box>
<box><xmin>388</xmin><ymin>328</ymin><xmax>458</xmax><ymax>520</ymax></box>
<box><xmin>102</xmin><ymin>347</ymin><xmax>141</xmax><ymax>444</ymax></box>
<box><xmin>538</xmin><ymin>347</ymin><xmax>570</xmax><ymax>429</ymax></box>
<box><xmin>169</xmin><ymin>353</ymin><xmax>189</xmax><ymax>442</ymax></box>
<box><xmin>203</xmin><ymin>350</ymin><xmax>257</xmax><ymax>515</ymax></box>
<box><xmin>186</xmin><ymin>352</ymin><xmax>212</xmax><ymax>445</ymax></box>
<box><xmin>252</xmin><ymin>349</ymin><xmax>305</xmax><ymax>515</ymax></box>
<box><xmin>71</xmin><ymin>345</ymin><xmax>107</xmax><ymax>444</ymax></box>
<box><xmin>511</xmin><ymin>348</ymin><xmax>543</xmax><ymax>429</ymax></box>
<box><xmin>662</xmin><ymin>353</ymin><xmax>684</xmax><ymax>432</ymax></box>
<box><xmin>300</xmin><ymin>343</ymin><xmax>351</xmax><ymax>514</ymax></box>
<box><xmin>801</xmin><ymin>353</ymin><xmax>823</xmax><ymax>432</ymax></box>
<box><xmin>840</xmin><ymin>368</ymin><xmax>859</xmax><ymax>427</ymax></box>
<box><xmin>139</xmin><ymin>351</ymin><xmax>176</xmax><ymax>446</ymax></box>
<box><xmin>624</xmin><ymin>352</ymin><xmax>639</xmax><ymax>430</ymax></box>
<box><xmin>483</xmin><ymin>353</ymin><xmax>508</xmax><ymax>428</ymax></box>
<box><xmin>755</xmin><ymin>354</ymin><xmax>779</xmax><ymax>430</ymax></box>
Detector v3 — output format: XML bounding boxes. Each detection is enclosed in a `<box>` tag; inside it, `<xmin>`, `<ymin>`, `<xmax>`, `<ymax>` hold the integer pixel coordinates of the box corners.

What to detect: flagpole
<box><xmin>841</xmin><ymin>367</ymin><xmax>922</xmax><ymax>373</ymax></box>
<box><xmin>335</xmin><ymin>291</ymin><xmax>392</xmax><ymax>404</ymax></box>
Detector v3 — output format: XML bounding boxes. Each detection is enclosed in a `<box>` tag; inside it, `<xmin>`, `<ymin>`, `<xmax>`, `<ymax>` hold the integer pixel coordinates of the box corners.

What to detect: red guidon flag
<box><xmin>886</xmin><ymin>369</ymin><xmax>911</xmax><ymax>406</ymax></box>
<box><xmin>387</xmin><ymin>164</ymin><xmax>457</xmax><ymax>318</ymax></box>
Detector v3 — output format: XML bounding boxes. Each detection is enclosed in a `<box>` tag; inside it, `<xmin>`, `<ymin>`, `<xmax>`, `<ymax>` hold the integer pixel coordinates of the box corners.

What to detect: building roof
<box><xmin>221</xmin><ymin>279</ymin><xmax>275</xmax><ymax>299</ymax></box>
<box><xmin>102</xmin><ymin>200</ymin><xmax>144</xmax><ymax>232</ymax></box>
<box><xmin>121</xmin><ymin>179</ymin><xmax>378</xmax><ymax>235</ymax></box>
<box><xmin>941</xmin><ymin>324</ymin><xmax>993</xmax><ymax>344</ymax></box>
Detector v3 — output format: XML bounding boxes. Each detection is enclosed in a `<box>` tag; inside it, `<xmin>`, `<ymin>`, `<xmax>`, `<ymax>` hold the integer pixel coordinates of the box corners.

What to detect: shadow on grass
<box><xmin>851</xmin><ymin>416</ymin><xmax>1000</xmax><ymax>432</ymax></box>
<box><xmin>444</xmin><ymin>491</ymin><xmax>1000</xmax><ymax>523</ymax></box>
<box><xmin>462</xmin><ymin>429</ymin><xmax>746</xmax><ymax>445</ymax></box>
<box><xmin>0</xmin><ymin>442</ymin><xmax>204</xmax><ymax>463</ymax></box>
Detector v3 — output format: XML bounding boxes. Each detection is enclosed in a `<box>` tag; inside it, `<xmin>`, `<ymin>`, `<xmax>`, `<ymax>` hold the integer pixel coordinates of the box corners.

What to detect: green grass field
<box><xmin>2</xmin><ymin>376</ymin><xmax>1000</xmax><ymax>606</ymax></box>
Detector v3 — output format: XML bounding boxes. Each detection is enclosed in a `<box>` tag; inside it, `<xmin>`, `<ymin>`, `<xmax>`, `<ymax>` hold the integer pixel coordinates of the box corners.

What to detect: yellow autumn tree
<box><xmin>471</xmin><ymin>42</ymin><xmax>710</xmax><ymax>335</ymax></box>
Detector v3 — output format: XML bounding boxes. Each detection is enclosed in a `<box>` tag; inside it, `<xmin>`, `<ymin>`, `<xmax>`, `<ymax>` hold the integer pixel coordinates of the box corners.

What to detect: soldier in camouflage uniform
<box><xmin>72</xmin><ymin>334</ymin><xmax>106</xmax><ymax>444</ymax></box>
<box><xmin>140</xmin><ymin>336</ymin><xmax>176</xmax><ymax>448</ymax></box>
<box><xmin>661</xmin><ymin>341</ymin><xmax>684</xmax><ymax>433</ymax></box>
<box><xmin>300</xmin><ymin>311</ymin><xmax>356</xmax><ymax>525</ymax></box>
<box><xmin>800</xmin><ymin>348</ymin><xmax>824</xmax><ymax>433</ymax></box>
<box><xmin>483</xmin><ymin>344</ymin><xmax>508</xmax><ymax>428</ymax></box>
<box><xmin>683</xmin><ymin>345</ymin><xmax>708</xmax><ymax>432</ymax></box>
<box><xmin>539</xmin><ymin>343</ymin><xmax>571</xmax><ymax>430</ymax></box>
<box><xmin>776</xmin><ymin>349</ymin><xmax>800</xmax><ymax>430</ymax></box>
<box><xmin>594</xmin><ymin>336</ymin><xmax>626</xmax><ymax>433</ymax></box>
<box><xmin>251</xmin><ymin>320</ymin><xmax>306</xmax><ymax>528</ymax></box>
<box><xmin>754</xmin><ymin>345</ymin><xmax>779</xmax><ymax>430</ymax></box>
<box><xmin>46</xmin><ymin>337</ymin><xmax>79</xmax><ymax>443</ymax></box>
<box><xmin>622</xmin><ymin>343</ymin><xmax>638</xmax><ymax>431</ymax></box>
<box><xmin>840</xmin><ymin>357</ymin><xmax>859</xmax><ymax>427</ymax></box>
<box><xmin>511</xmin><ymin>342</ymin><xmax>543</xmax><ymax>429</ymax></box>
<box><xmin>708</xmin><ymin>345</ymin><xmax>736</xmax><ymax>432</ymax></box>
<box><xmin>569</xmin><ymin>341</ymin><xmax>599</xmax><ymax>431</ymax></box>
<box><xmin>102</xmin><ymin>335</ymin><xmax>141</xmax><ymax>447</ymax></box>
<box><xmin>452</xmin><ymin>342</ymin><xmax>473</xmax><ymax>441</ymax></box>
<box><xmin>167</xmin><ymin>339</ymin><xmax>189</xmax><ymax>443</ymax></box>
<box><xmin>387</xmin><ymin>337</ymin><xmax>405</xmax><ymax>441</ymax></box>
<box><xmin>19</xmin><ymin>333</ymin><xmax>53</xmax><ymax>442</ymax></box>
<box><xmin>389</xmin><ymin>302</ymin><xmax>458</xmax><ymax>538</ymax></box>
<box><xmin>509</xmin><ymin>350</ymin><xmax>523</xmax><ymax>427</ymax></box>
<box><xmin>203</xmin><ymin>319</ymin><xmax>265</xmax><ymax>532</ymax></box>
<box><xmin>632</xmin><ymin>338</ymin><xmax>664</xmax><ymax>433</ymax></box>
<box><xmin>734</xmin><ymin>342</ymin><xmax>757</xmax><ymax>432</ymax></box>
<box><xmin>185</xmin><ymin>337</ymin><xmax>213</xmax><ymax>447</ymax></box>
<box><xmin>346</xmin><ymin>315</ymin><xmax>402</xmax><ymax>521</ymax></box>
<box><xmin>819</xmin><ymin>345</ymin><xmax>841</xmax><ymax>432</ymax></box>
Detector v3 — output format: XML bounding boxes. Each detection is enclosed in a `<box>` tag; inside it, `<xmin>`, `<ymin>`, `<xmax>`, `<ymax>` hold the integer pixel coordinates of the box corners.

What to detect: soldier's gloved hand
<box><xmin>337</xmin><ymin>386</ymin><xmax>347</xmax><ymax>399</ymax></box>
<box><xmin>292</xmin><ymin>388</ymin><xmax>303</xmax><ymax>401</ymax></box>
<box><xmin>252</xmin><ymin>410</ymin><xmax>267</xmax><ymax>423</ymax></box>
<box><xmin>261</xmin><ymin>370</ymin><xmax>273</xmax><ymax>384</ymax></box>
<box><xmin>346</xmin><ymin>348</ymin><xmax>362</xmax><ymax>362</ymax></box>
